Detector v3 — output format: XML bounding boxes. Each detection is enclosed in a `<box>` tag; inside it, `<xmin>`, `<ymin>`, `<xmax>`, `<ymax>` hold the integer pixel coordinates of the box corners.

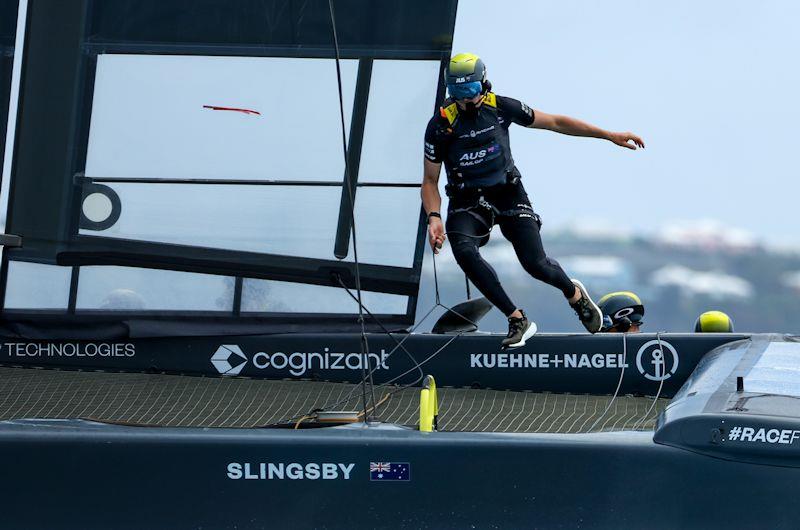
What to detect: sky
<box><xmin>451</xmin><ymin>0</ymin><xmax>800</xmax><ymax>248</ymax></box>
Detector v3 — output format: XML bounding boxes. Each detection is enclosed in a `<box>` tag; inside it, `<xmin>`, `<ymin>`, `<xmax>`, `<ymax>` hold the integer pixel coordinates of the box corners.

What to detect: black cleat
<box><xmin>501</xmin><ymin>311</ymin><xmax>538</xmax><ymax>349</ymax></box>
<box><xmin>569</xmin><ymin>279</ymin><xmax>602</xmax><ymax>334</ymax></box>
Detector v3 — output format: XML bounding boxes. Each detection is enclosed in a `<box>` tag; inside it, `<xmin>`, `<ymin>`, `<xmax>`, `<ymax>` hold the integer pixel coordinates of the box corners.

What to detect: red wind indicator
<box><xmin>203</xmin><ymin>105</ymin><xmax>261</xmax><ymax>116</ymax></box>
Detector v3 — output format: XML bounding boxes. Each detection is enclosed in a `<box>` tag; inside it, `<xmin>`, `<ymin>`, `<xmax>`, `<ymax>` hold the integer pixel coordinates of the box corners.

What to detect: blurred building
<box><xmin>650</xmin><ymin>264</ymin><xmax>753</xmax><ymax>300</ymax></box>
<box><xmin>657</xmin><ymin>220</ymin><xmax>757</xmax><ymax>253</ymax></box>
<box><xmin>554</xmin><ymin>219</ymin><xmax>633</xmax><ymax>243</ymax></box>
<box><xmin>560</xmin><ymin>255</ymin><xmax>636</xmax><ymax>294</ymax></box>
<box><xmin>782</xmin><ymin>271</ymin><xmax>800</xmax><ymax>293</ymax></box>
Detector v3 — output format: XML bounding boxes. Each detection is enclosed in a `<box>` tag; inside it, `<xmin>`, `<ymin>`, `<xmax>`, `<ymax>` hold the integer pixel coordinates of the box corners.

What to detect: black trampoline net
<box><xmin>0</xmin><ymin>367</ymin><xmax>666</xmax><ymax>432</ymax></box>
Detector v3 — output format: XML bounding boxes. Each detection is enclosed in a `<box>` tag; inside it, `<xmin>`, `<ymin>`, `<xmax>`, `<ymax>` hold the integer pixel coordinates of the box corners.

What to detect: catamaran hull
<box><xmin>0</xmin><ymin>420</ymin><xmax>796</xmax><ymax>530</ymax></box>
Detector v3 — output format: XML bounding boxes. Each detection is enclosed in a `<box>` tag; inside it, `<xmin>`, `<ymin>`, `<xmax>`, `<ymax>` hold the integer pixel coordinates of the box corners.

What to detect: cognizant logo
<box><xmin>211</xmin><ymin>345</ymin><xmax>248</xmax><ymax>376</ymax></box>
<box><xmin>210</xmin><ymin>345</ymin><xmax>390</xmax><ymax>376</ymax></box>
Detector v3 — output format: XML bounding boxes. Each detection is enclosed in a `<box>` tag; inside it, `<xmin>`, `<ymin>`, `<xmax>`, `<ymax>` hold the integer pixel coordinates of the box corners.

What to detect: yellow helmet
<box><xmin>694</xmin><ymin>311</ymin><xmax>734</xmax><ymax>332</ymax></box>
<box><xmin>445</xmin><ymin>53</ymin><xmax>488</xmax><ymax>99</ymax></box>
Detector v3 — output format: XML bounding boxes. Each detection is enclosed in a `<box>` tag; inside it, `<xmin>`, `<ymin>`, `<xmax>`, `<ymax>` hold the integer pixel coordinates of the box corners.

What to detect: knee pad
<box><xmin>522</xmin><ymin>256</ymin><xmax>552</xmax><ymax>279</ymax></box>
<box><xmin>450</xmin><ymin>238</ymin><xmax>480</xmax><ymax>263</ymax></box>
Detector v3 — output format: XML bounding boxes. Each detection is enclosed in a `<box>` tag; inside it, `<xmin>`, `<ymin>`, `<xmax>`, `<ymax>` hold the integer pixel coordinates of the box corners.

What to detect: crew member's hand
<box><xmin>428</xmin><ymin>217</ymin><xmax>446</xmax><ymax>254</ymax></box>
<box><xmin>608</xmin><ymin>132</ymin><xmax>645</xmax><ymax>150</ymax></box>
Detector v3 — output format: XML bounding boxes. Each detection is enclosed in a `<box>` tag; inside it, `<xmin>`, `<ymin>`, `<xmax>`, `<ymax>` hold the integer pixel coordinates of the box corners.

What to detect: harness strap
<box><xmin>445</xmin><ymin>168</ymin><xmax>520</xmax><ymax>196</ymax></box>
<box><xmin>449</xmin><ymin>207</ymin><xmax>492</xmax><ymax>230</ymax></box>
<box><xmin>439</xmin><ymin>92</ymin><xmax>498</xmax><ymax>126</ymax></box>
<box><xmin>449</xmin><ymin>196</ymin><xmax>542</xmax><ymax>228</ymax></box>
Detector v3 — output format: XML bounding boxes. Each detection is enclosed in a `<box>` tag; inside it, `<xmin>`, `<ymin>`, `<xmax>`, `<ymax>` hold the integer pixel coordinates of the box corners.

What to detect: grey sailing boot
<box><xmin>569</xmin><ymin>279</ymin><xmax>603</xmax><ymax>334</ymax></box>
<box><xmin>501</xmin><ymin>310</ymin><xmax>538</xmax><ymax>349</ymax></box>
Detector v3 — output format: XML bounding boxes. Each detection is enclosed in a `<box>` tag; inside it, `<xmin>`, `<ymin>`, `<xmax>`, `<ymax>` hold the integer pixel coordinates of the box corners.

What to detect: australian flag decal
<box><xmin>369</xmin><ymin>462</ymin><xmax>411</xmax><ymax>481</ymax></box>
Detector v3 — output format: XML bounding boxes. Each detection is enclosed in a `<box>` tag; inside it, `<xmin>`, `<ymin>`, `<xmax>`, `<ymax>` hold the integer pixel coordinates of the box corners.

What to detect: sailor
<box><xmin>598</xmin><ymin>291</ymin><xmax>645</xmax><ymax>333</ymax></box>
<box><xmin>694</xmin><ymin>310</ymin><xmax>734</xmax><ymax>332</ymax></box>
<box><xmin>422</xmin><ymin>53</ymin><xmax>645</xmax><ymax>348</ymax></box>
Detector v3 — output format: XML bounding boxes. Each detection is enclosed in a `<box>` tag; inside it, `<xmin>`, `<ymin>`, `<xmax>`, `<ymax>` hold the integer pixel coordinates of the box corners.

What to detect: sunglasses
<box><xmin>447</xmin><ymin>81</ymin><xmax>482</xmax><ymax>100</ymax></box>
<box><xmin>603</xmin><ymin>315</ymin><xmax>644</xmax><ymax>332</ymax></box>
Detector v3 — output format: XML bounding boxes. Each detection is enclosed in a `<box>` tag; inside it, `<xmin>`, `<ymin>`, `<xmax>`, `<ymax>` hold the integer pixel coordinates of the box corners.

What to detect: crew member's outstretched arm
<box><xmin>530</xmin><ymin>110</ymin><xmax>645</xmax><ymax>150</ymax></box>
<box><xmin>421</xmin><ymin>159</ymin><xmax>446</xmax><ymax>253</ymax></box>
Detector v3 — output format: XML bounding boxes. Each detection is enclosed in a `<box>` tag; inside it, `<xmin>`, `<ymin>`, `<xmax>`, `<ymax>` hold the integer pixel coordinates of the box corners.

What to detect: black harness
<box><xmin>437</xmin><ymin>92</ymin><xmax>517</xmax><ymax>190</ymax></box>
<box><xmin>449</xmin><ymin>193</ymin><xmax>542</xmax><ymax>233</ymax></box>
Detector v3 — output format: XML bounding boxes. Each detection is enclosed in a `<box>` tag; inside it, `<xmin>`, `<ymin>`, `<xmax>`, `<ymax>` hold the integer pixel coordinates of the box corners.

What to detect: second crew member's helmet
<box><xmin>598</xmin><ymin>291</ymin><xmax>645</xmax><ymax>332</ymax></box>
<box><xmin>445</xmin><ymin>53</ymin><xmax>488</xmax><ymax>100</ymax></box>
<box><xmin>694</xmin><ymin>311</ymin><xmax>734</xmax><ymax>332</ymax></box>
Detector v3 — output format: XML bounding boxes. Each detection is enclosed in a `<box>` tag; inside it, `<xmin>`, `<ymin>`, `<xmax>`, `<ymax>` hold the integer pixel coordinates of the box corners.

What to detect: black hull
<box><xmin>0</xmin><ymin>419</ymin><xmax>797</xmax><ymax>530</ymax></box>
<box><xmin>2</xmin><ymin>335</ymin><xmax>800</xmax><ymax>528</ymax></box>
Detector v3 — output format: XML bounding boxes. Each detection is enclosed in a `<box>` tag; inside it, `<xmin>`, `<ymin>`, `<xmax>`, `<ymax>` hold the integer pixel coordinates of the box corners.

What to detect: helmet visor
<box><xmin>447</xmin><ymin>81</ymin><xmax>482</xmax><ymax>100</ymax></box>
<box><xmin>602</xmin><ymin>311</ymin><xmax>644</xmax><ymax>332</ymax></box>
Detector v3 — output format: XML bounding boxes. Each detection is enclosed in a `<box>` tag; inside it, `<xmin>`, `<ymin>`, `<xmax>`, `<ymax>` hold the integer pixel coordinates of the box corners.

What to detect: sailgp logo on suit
<box><xmin>210</xmin><ymin>345</ymin><xmax>390</xmax><ymax>376</ymax></box>
<box><xmin>459</xmin><ymin>125</ymin><xmax>495</xmax><ymax>139</ymax></box>
<box><xmin>635</xmin><ymin>340</ymin><xmax>679</xmax><ymax>381</ymax></box>
<box><xmin>459</xmin><ymin>144</ymin><xmax>500</xmax><ymax>167</ymax></box>
<box><xmin>460</xmin><ymin>150</ymin><xmax>488</xmax><ymax>162</ymax></box>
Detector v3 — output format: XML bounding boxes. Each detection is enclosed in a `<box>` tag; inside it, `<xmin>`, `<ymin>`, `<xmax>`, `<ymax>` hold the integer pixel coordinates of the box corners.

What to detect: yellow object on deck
<box><xmin>419</xmin><ymin>375</ymin><xmax>439</xmax><ymax>432</ymax></box>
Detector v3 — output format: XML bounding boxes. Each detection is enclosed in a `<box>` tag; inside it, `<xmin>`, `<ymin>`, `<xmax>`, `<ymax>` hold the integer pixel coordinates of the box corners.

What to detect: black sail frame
<box><xmin>0</xmin><ymin>0</ymin><xmax>458</xmax><ymax>329</ymax></box>
<box><xmin>0</xmin><ymin>0</ymin><xmax>18</xmax><ymax>194</ymax></box>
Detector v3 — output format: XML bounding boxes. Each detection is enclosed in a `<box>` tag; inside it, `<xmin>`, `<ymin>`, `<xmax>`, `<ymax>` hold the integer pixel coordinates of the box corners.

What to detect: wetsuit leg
<box><xmin>498</xmin><ymin>215</ymin><xmax>576</xmax><ymax>298</ymax></box>
<box><xmin>446</xmin><ymin>211</ymin><xmax>517</xmax><ymax>316</ymax></box>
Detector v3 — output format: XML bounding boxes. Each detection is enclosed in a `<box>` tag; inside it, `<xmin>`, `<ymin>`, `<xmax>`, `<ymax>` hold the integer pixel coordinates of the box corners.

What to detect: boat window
<box><xmin>242</xmin><ymin>279</ymin><xmax>408</xmax><ymax>314</ymax></box>
<box><xmin>86</xmin><ymin>54</ymin><xmax>357</xmax><ymax>182</ymax></box>
<box><xmin>358</xmin><ymin>60</ymin><xmax>441</xmax><ymax>184</ymax></box>
<box><xmin>3</xmin><ymin>261</ymin><xmax>71</xmax><ymax>310</ymax></box>
<box><xmin>345</xmin><ymin>186</ymin><xmax>422</xmax><ymax>268</ymax></box>
<box><xmin>76</xmin><ymin>266</ymin><xmax>234</xmax><ymax>311</ymax></box>
<box><xmin>78</xmin><ymin>183</ymin><xmax>343</xmax><ymax>259</ymax></box>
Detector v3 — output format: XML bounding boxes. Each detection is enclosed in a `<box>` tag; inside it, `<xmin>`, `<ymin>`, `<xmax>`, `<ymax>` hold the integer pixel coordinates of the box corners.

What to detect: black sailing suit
<box><xmin>423</xmin><ymin>92</ymin><xmax>575</xmax><ymax>316</ymax></box>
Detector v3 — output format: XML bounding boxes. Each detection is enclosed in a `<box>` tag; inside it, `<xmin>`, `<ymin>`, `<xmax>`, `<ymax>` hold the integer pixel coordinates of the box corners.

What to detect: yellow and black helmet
<box><xmin>445</xmin><ymin>53</ymin><xmax>488</xmax><ymax>100</ymax></box>
<box><xmin>598</xmin><ymin>291</ymin><xmax>644</xmax><ymax>332</ymax></box>
<box><xmin>694</xmin><ymin>311</ymin><xmax>734</xmax><ymax>332</ymax></box>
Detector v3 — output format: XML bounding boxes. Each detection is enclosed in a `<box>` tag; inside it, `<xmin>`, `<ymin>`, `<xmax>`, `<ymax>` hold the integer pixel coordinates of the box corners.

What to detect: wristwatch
<box><xmin>427</xmin><ymin>211</ymin><xmax>441</xmax><ymax>223</ymax></box>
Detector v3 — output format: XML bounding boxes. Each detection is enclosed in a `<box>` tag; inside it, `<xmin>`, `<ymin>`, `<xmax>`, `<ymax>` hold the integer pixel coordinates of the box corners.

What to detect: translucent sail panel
<box><xmin>3</xmin><ymin>261</ymin><xmax>71</xmax><ymax>310</ymax></box>
<box><xmin>242</xmin><ymin>278</ymin><xmax>408</xmax><ymax>314</ymax></box>
<box><xmin>76</xmin><ymin>266</ymin><xmax>233</xmax><ymax>311</ymax></box>
<box><xmin>85</xmin><ymin>54</ymin><xmax>357</xmax><ymax>181</ymax></box>
<box><xmin>358</xmin><ymin>60</ymin><xmax>441</xmax><ymax>183</ymax></box>
<box><xmin>346</xmin><ymin>186</ymin><xmax>422</xmax><ymax>268</ymax></box>
<box><xmin>78</xmin><ymin>183</ymin><xmax>422</xmax><ymax>267</ymax></box>
<box><xmin>78</xmin><ymin>183</ymin><xmax>342</xmax><ymax>259</ymax></box>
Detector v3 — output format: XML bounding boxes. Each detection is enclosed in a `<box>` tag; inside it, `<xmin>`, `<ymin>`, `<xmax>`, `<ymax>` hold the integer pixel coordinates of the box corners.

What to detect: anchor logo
<box><xmin>635</xmin><ymin>340</ymin><xmax>679</xmax><ymax>381</ymax></box>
